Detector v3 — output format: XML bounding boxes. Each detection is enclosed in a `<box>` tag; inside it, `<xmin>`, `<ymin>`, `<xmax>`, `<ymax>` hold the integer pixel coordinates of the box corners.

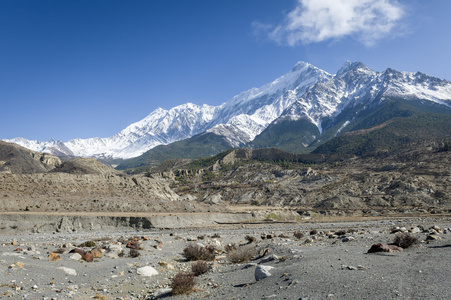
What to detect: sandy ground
<box><xmin>1</xmin><ymin>216</ymin><xmax>450</xmax><ymax>300</ymax></box>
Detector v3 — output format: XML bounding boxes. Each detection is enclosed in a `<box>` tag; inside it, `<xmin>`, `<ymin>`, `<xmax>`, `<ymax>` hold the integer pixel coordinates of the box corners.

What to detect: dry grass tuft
<box><xmin>129</xmin><ymin>249</ymin><xmax>140</xmax><ymax>258</ymax></box>
<box><xmin>227</xmin><ymin>245</ymin><xmax>257</xmax><ymax>264</ymax></box>
<box><xmin>191</xmin><ymin>260</ymin><xmax>211</xmax><ymax>276</ymax></box>
<box><xmin>183</xmin><ymin>244</ymin><xmax>215</xmax><ymax>261</ymax></box>
<box><xmin>293</xmin><ymin>231</ymin><xmax>304</xmax><ymax>239</ymax></box>
<box><xmin>78</xmin><ymin>241</ymin><xmax>97</xmax><ymax>248</ymax></box>
<box><xmin>245</xmin><ymin>235</ymin><xmax>257</xmax><ymax>244</ymax></box>
<box><xmin>392</xmin><ymin>233</ymin><xmax>419</xmax><ymax>249</ymax></box>
<box><xmin>171</xmin><ymin>272</ymin><xmax>196</xmax><ymax>295</ymax></box>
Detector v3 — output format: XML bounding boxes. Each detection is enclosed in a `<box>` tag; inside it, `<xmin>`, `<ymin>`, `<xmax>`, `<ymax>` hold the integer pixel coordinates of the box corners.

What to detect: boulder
<box><xmin>255</xmin><ymin>265</ymin><xmax>275</xmax><ymax>281</ymax></box>
<box><xmin>137</xmin><ymin>266</ymin><xmax>159</xmax><ymax>277</ymax></box>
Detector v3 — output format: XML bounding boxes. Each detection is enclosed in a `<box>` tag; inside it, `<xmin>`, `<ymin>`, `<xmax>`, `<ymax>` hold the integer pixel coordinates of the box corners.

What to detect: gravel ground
<box><xmin>1</xmin><ymin>216</ymin><xmax>450</xmax><ymax>300</ymax></box>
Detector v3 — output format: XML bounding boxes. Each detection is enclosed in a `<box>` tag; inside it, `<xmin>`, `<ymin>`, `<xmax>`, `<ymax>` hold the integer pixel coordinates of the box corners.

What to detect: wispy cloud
<box><xmin>254</xmin><ymin>0</ymin><xmax>405</xmax><ymax>47</ymax></box>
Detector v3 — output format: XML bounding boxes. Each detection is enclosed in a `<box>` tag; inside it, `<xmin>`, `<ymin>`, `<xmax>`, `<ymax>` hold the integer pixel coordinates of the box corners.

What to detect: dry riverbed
<box><xmin>1</xmin><ymin>217</ymin><xmax>450</xmax><ymax>300</ymax></box>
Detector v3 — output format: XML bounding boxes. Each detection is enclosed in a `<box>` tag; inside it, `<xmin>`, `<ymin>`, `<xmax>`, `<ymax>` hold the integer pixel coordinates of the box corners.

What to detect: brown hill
<box><xmin>0</xmin><ymin>140</ymin><xmax>61</xmax><ymax>174</ymax></box>
<box><xmin>51</xmin><ymin>157</ymin><xmax>119</xmax><ymax>175</ymax></box>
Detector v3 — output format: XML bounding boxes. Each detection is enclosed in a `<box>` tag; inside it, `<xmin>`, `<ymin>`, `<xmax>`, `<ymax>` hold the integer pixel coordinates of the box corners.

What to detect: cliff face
<box><xmin>0</xmin><ymin>173</ymin><xmax>186</xmax><ymax>212</ymax></box>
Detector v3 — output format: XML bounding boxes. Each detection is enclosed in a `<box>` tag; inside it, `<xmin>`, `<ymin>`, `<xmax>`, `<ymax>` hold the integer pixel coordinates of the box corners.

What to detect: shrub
<box><xmin>227</xmin><ymin>245</ymin><xmax>257</xmax><ymax>263</ymax></box>
<box><xmin>392</xmin><ymin>233</ymin><xmax>419</xmax><ymax>249</ymax></box>
<box><xmin>183</xmin><ymin>244</ymin><xmax>215</xmax><ymax>261</ymax></box>
<box><xmin>129</xmin><ymin>249</ymin><xmax>140</xmax><ymax>258</ymax></box>
<box><xmin>78</xmin><ymin>241</ymin><xmax>97</xmax><ymax>248</ymax></box>
<box><xmin>245</xmin><ymin>235</ymin><xmax>257</xmax><ymax>244</ymax></box>
<box><xmin>171</xmin><ymin>272</ymin><xmax>196</xmax><ymax>295</ymax></box>
<box><xmin>191</xmin><ymin>261</ymin><xmax>211</xmax><ymax>276</ymax></box>
<box><xmin>293</xmin><ymin>231</ymin><xmax>304</xmax><ymax>239</ymax></box>
<box><xmin>309</xmin><ymin>229</ymin><xmax>318</xmax><ymax>235</ymax></box>
<box><xmin>224</xmin><ymin>243</ymin><xmax>238</xmax><ymax>253</ymax></box>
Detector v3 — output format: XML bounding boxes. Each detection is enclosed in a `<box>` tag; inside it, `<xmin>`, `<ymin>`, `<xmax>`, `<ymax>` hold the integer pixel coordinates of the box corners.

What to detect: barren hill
<box><xmin>0</xmin><ymin>140</ymin><xmax>61</xmax><ymax>174</ymax></box>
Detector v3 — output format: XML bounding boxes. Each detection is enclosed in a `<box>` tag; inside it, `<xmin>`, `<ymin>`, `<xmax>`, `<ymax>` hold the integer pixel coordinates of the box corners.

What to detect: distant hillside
<box><xmin>51</xmin><ymin>158</ymin><xmax>118</xmax><ymax>175</ymax></box>
<box><xmin>313</xmin><ymin>99</ymin><xmax>451</xmax><ymax>156</ymax></box>
<box><xmin>0</xmin><ymin>140</ymin><xmax>61</xmax><ymax>174</ymax></box>
<box><xmin>116</xmin><ymin>132</ymin><xmax>232</xmax><ymax>170</ymax></box>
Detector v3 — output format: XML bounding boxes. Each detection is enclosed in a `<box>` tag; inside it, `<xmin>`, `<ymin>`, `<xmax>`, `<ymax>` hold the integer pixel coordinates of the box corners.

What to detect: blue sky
<box><xmin>1</xmin><ymin>0</ymin><xmax>450</xmax><ymax>141</ymax></box>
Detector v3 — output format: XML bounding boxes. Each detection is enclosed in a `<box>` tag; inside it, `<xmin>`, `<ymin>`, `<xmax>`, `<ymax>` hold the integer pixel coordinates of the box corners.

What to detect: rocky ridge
<box><xmin>161</xmin><ymin>137</ymin><xmax>451</xmax><ymax>216</ymax></box>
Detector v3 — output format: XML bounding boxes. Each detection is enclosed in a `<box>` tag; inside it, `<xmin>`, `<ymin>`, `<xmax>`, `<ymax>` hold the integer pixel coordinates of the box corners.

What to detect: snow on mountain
<box><xmin>278</xmin><ymin>61</ymin><xmax>451</xmax><ymax>133</ymax></box>
<box><xmin>4</xmin><ymin>61</ymin><xmax>451</xmax><ymax>159</ymax></box>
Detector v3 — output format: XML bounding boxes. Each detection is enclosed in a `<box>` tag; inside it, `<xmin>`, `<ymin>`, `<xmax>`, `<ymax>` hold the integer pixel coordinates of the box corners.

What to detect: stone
<box><xmin>305</xmin><ymin>237</ymin><xmax>313</xmax><ymax>244</ymax></box>
<box><xmin>137</xmin><ymin>266</ymin><xmax>159</xmax><ymax>277</ymax></box>
<box><xmin>69</xmin><ymin>248</ymin><xmax>93</xmax><ymax>262</ymax></box>
<box><xmin>259</xmin><ymin>254</ymin><xmax>279</xmax><ymax>264</ymax></box>
<box><xmin>58</xmin><ymin>267</ymin><xmax>77</xmax><ymax>276</ymax></box>
<box><xmin>151</xmin><ymin>288</ymin><xmax>172</xmax><ymax>299</ymax></box>
<box><xmin>409</xmin><ymin>227</ymin><xmax>421</xmax><ymax>234</ymax></box>
<box><xmin>158</xmin><ymin>261</ymin><xmax>174</xmax><ymax>270</ymax></box>
<box><xmin>82</xmin><ymin>251</ymin><xmax>93</xmax><ymax>262</ymax></box>
<box><xmin>255</xmin><ymin>265</ymin><xmax>275</xmax><ymax>281</ymax></box>
<box><xmin>342</xmin><ymin>236</ymin><xmax>355</xmax><ymax>242</ymax></box>
<box><xmin>367</xmin><ymin>243</ymin><xmax>403</xmax><ymax>253</ymax></box>
<box><xmin>69</xmin><ymin>253</ymin><xmax>82</xmax><ymax>260</ymax></box>
<box><xmin>48</xmin><ymin>253</ymin><xmax>61</xmax><ymax>262</ymax></box>
<box><xmin>126</xmin><ymin>241</ymin><xmax>140</xmax><ymax>250</ymax></box>
<box><xmin>426</xmin><ymin>234</ymin><xmax>440</xmax><ymax>241</ymax></box>
<box><xmin>155</xmin><ymin>242</ymin><xmax>163</xmax><ymax>251</ymax></box>
<box><xmin>91</xmin><ymin>248</ymin><xmax>103</xmax><ymax>258</ymax></box>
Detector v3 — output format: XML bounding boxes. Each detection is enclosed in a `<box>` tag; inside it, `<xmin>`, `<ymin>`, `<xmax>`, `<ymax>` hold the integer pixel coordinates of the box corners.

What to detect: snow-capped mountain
<box><xmin>4</xmin><ymin>61</ymin><xmax>451</xmax><ymax>159</ymax></box>
<box><xmin>278</xmin><ymin>61</ymin><xmax>451</xmax><ymax>133</ymax></box>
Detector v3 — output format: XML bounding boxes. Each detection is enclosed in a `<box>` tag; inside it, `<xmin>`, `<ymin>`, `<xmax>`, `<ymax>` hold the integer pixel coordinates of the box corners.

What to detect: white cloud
<box><xmin>256</xmin><ymin>0</ymin><xmax>405</xmax><ymax>47</ymax></box>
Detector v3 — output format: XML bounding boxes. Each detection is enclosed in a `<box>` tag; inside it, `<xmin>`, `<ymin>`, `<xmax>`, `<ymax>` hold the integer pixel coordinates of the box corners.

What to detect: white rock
<box><xmin>410</xmin><ymin>227</ymin><xmax>421</xmax><ymax>234</ymax></box>
<box><xmin>152</xmin><ymin>288</ymin><xmax>172</xmax><ymax>298</ymax></box>
<box><xmin>58</xmin><ymin>267</ymin><xmax>77</xmax><ymax>276</ymax></box>
<box><xmin>255</xmin><ymin>265</ymin><xmax>274</xmax><ymax>281</ymax></box>
<box><xmin>137</xmin><ymin>266</ymin><xmax>159</xmax><ymax>277</ymax></box>
<box><xmin>69</xmin><ymin>253</ymin><xmax>82</xmax><ymax>260</ymax></box>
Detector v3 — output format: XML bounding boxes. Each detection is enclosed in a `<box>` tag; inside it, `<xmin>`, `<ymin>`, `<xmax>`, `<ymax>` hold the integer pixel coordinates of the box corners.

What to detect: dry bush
<box><xmin>171</xmin><ymin>272</ymin><xmax>196</xmax><ymax>295</ymax></box>
<box><xmin>191</xmin><ymin>260</ymin><xmax>211</xmax><ymax>276</ymax></box>
<box><xmin>392</xmin><ymin>233</ymin><xmax>419</xmax><ymax>249</ymax></box>
<box><xmin>335</xmin><ymin>230</ymin><xmax>346</xmax><ymax>236</ymax></box>
<box><xmin>245</xmin><ymin>235</ymin><xmax>257</xmax><ymax>244</ymax></box>
<box><xmin>309</xmin><ymin>229</ymin><xmax>318</xmax><ymax>235</ymax></box>
<box><xmin>183</xmin><ymin>244</ymin><xmax>215</xmax><ymax>261</ymax></box>
<box><xmin>129</xmin><ymin>249</ymin><xmax>140</xmax><ymax>258</ymax></box>
<box><xmin>227</xmin><ymin>245</ymin><xmax>257</xmax><ymax>263</ymax></box>
<box><xmin>293</xmin><ymin>231</ymin><xmax>304</xmax><ymax>239</ymax></box>
<box><xmin>78</xmin><ymin>241</ymin><xmax>97</xmax><ymax>248</ymax></box>
<box><xmin>224</xmin><ymin>243</ymin><xmax>238</xmax><ymax>253</ymax></box>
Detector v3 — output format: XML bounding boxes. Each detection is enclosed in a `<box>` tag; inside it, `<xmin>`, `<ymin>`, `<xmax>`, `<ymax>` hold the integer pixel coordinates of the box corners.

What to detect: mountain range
<box><xmin>4</xmin><ymin>61</ymin><xmax>451</xmax><ymax>165</ymax></box>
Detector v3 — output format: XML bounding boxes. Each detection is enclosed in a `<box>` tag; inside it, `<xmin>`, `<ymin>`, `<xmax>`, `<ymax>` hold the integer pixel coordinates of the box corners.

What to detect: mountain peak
<box><xmin>336</xmin><ymin>61</ymin><xmax>369</xmax><ymax>76</ymax></box>
<box><xmin>290</xmin><ymin>61</ymin><xmax>312</xmax><ymax>73</ymax></box>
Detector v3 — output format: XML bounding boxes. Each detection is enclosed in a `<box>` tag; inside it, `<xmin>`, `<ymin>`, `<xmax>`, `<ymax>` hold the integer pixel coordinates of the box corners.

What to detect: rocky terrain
<box><xmin>1</xmin><ymin>218</ymin><xmax>450</xmax><ymax>299</ymax></box>
<box><xmin>161</xmin><ymin>137</ymin><xmax>451</xmax><ymax>217</ymax></box>
<box><xmin>1</xmin><ymin>140</ymin><xmax>451</xmax><ymax>299</ymax></box>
